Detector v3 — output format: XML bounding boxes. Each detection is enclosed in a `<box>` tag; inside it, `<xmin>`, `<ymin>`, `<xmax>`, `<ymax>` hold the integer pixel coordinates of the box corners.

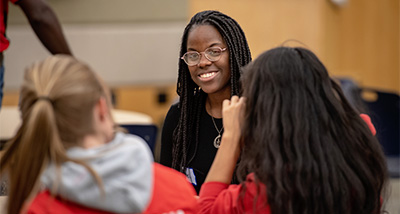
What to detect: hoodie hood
<box><xmin>41</xmin><ymin>132</ymin><xmax>153</xmax><ymax>213</ymax></box>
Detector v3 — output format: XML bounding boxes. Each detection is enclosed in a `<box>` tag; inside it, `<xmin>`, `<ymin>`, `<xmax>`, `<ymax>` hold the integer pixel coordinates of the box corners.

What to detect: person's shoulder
<box><xmin>27</xmin><ymin>191</ymin><xmax>112</xmax><ymax>214</ymax></box>
<box><xmin>143</xmin><ymin>163</ymin><xmax>198</xmax><ymax>214</ymax></box>
<box><xmin>164</xmin><ymin>102</ymin><xmax>181</xmax><ymax>124</ymax></box>
<box><xmin>244</xmin><ymin>173</ymin><xmax>266</xmax><ymax>192</ymax></box>
<box><xmin>168</xmin><ymin>102</ymin><xmax>181</xmax><ymax>114</ymax></box>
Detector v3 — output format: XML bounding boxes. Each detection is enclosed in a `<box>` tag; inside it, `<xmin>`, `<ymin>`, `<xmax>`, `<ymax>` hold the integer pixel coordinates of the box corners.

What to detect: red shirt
<box><xmin>143</xmin><ymin>163</ymin><xmax>199</xmax><ymax>214</ymax></box>
<box><xmin>27</xmin><ymin>163</ymin><xmax>199</xmax><ymax>214</ymax></box>
<box><xmin>1</xmin><ymin>0</ymin><xmax>19</xmax><ymax>52</ymax></box>
<box><xmin>199</xmin><ymin>173</ymin><xmax>271</xmax><ymax>214</ymax></box>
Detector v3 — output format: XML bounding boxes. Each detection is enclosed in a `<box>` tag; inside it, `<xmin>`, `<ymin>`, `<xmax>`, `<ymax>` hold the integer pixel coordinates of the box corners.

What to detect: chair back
<box><xmin>362</xmin><ymin>88</ymin><xmax>400</xmax><ymax>157</ymax></box>
<box><xmin>120</xmin><ymin>124</ymin><xmax>158</xmax><ymax>155</ymax></box>
<box><xmin>338</xmin><ymin>78</ymin><xmax>399</xmax><ymax>177</ymax></box>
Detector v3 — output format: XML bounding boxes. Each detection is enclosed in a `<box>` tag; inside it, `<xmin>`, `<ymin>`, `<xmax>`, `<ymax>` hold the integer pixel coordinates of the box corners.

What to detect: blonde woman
<box><xmin>0</xmin><ymin>55</ymin><xmax>198</xmax><ymax>214</ymax></box>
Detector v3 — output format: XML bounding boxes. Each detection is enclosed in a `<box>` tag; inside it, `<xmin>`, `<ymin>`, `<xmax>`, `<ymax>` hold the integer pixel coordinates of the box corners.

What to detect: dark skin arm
<box><xmin>16</xmin><ymin>0</ymin><xmax>72</xmax><ymax>55</ymax></box>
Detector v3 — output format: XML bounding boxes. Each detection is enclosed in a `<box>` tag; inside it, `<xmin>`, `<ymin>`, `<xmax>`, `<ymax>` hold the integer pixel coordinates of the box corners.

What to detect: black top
<box><xmin>160</xmin><ymin>102</ymin><xmax>223</xmax><ymax>194</ymax></box>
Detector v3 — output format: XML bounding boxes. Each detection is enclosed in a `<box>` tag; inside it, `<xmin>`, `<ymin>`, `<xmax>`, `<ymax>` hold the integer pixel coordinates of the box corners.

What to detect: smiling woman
<box><xmin>159</xmin><ymin>10</ymin><xmax>251</xmax><ymax>194</ymax></box>
<box><xmin>186</xmin><ymin>25</ymin><xmax>231</xmax><ymax>96</ymax></box>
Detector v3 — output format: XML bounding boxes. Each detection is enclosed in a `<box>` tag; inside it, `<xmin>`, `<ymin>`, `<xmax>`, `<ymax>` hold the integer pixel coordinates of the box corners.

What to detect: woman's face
<box><xmin>186</xmin><ymin>24</ymin><xmax>231</xmax><ymax>96</ymax></box>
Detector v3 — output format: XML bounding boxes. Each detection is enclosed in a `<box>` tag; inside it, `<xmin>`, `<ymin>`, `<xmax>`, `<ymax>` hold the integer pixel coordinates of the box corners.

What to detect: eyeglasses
<box><xmin>181</xmin><ymin>47</ymin><xmax>227</xmax><ymax>66</ymax></box>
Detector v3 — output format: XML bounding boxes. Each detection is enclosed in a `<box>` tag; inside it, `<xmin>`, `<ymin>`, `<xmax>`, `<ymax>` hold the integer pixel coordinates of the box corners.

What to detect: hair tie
<box><xmin>36</xmin><ymin>96</ymin><xmax>53</xmax><ymax>105</ymax></box>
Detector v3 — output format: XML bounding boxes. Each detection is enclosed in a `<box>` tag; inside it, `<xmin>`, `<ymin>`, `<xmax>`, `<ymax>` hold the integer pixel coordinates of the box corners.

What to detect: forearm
<box><xmin>18</xmin><ymin>0</ymin><xmax>72</xmax><ymax>55</ymax></box>
<box><xmin>204</xmin><ymin>132</ymin><xmax>241</xmax><ymax>184</ymax></box>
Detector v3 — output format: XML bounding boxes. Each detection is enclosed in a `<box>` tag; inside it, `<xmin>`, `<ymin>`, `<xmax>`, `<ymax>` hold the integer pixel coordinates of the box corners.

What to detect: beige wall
<box><xmin>321</xmin><ymin>0</ymin><xmax>399</xmax><ymax>93</ymax></box>
<box><xmin>4</xmin><ymin>0</ymin><xmax>187</xmax><ymax>130</ymax></box>
<box><xmin>190</xmin><ymin>0</ymin><xmax>325</xmax><ymax>57</ymax></box>
<box><xmin>8</xmin><ymin>0</ymin><xmax>188</xmax><ymax>24</ymax></box>
<box><xmin>4</xmin><ymin>1</ymin><xmax>188</xmax><ymax>90</ymax></box>
<box><xmin>189</xmin><ymin>0</ymin><xmax>399</xmax><ymax>93</ymax></box>
<box><xmin>3</xmin><ymin>0</ymin><xmax>399</xmax><ymax>124</ymax></box>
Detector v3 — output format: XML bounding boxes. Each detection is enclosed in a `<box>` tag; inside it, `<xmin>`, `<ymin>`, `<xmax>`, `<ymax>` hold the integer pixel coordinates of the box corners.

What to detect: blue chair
<box><xmin>362</xmin><ymin>89</ymin><xmax>400</xmax><ymax>156</ymax></box>
<box><xmin>120</xmin><ymin>124</ymin><xmax>158</xmax><ymax>155</ymax></box>
<box><xmin>338</xmin><ymin>78</ymin><xmax>400</xmax><ymax>178</ymax></box>
<box><xmin>361</xmin><ymin>88</ymin><xmax>400</xmax><ymax>178</ymax></box>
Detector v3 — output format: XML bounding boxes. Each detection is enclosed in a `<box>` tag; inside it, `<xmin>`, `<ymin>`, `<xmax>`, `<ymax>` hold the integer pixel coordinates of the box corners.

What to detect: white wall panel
<box><xmin>3</xmin><ymin>22</ymin><xmax>186</xmax><ymax>90</ymax></box>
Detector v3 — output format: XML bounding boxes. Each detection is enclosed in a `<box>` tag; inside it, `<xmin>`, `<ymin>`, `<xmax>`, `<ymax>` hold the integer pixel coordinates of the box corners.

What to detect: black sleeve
<box><xmin>159</xmin><ymin>103</ymin><xmax>180</xmax><ymax>167</ymax></box>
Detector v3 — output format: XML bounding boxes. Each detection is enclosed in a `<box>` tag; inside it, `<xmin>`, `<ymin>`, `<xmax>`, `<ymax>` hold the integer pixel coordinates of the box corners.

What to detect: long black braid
<box><xmin>171</xmin><ymin>10</ymin><xmax>252</xmax><ymax>171</ymax></box>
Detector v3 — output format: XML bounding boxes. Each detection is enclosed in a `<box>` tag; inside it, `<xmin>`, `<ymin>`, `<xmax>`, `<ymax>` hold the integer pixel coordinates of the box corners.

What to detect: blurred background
<box><xmin>3</xmin><ymin>0</ymin><xmax>399</xmax><ymax>125</ymax></box>
<box><xmin>1</xmin><ymin>0</ymin><xmax>399</xmax><ymax>212</ymax></box>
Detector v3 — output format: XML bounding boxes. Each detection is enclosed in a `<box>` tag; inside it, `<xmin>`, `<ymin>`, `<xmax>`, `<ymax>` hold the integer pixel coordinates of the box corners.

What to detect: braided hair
<box><xmin>171</xmin><ymin>10</ymin><xmax>251</xmax><ymax>171</ymax></box>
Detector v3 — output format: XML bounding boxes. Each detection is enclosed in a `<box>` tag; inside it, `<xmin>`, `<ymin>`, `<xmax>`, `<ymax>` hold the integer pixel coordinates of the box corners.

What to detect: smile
<box><xmin>198</xmin><ymin>71</ymin><xmax>217</xmax><ymax>80</ymax></box>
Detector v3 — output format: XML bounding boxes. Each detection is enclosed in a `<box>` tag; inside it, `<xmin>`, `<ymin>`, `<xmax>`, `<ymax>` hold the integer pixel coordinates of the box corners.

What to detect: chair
<box><xmin>361</xmin><ymin>89</ymin><xmax>399</xmax><ymax>155</ymax></box>
<box><xmin>120</xmin><ymin>124</ymin><xmax>158</xmax><ymax>155</ymax></box>
<box><xmin>338</xmin><ymin>78</ymin><xmax>368</xmax><ymax>113</ymax></box>
<box><xmin>112</xmin><ymin>109</ymin><xmax>157</xmax><ymax>155</ymax></box>
<box><xmin>338</xmin><ymin>78</ymin><xmax>400</xmax><ymax>178</ymax></box>
<box><xmin>361</xmin><ymin>88</ymin><xmax>400</xmax><ymax>178</ymax></box>
<box><xmin>338</xmin><ymin>79</ymin><xmax>399</xmax><ymax>155</ymax></box>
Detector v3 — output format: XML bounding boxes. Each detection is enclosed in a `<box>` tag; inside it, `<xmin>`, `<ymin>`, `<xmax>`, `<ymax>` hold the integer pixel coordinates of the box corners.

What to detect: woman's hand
<box><xmin>221</xmin><ymin>95</ymin><xmax>245</xmax><ymax>145</ymax></box>
<box><xmin>203</xmin><ymin>96</ymin><xmax>245</xmax><ymax>184</ymax></box>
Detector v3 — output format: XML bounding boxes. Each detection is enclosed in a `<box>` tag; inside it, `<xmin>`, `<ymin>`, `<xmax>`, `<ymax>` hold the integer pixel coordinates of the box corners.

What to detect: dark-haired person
<box><xmin>160</xmin><ymin>10</ymin><xmax>252</xmax><ymax>194</ymax></box>
<box><xmin>198</xmin><ymin>47</ymin><xmax>388</xmax><ymax>214</ymax></box>
<box><xmin>0</xmin><ymin>0</ymin><xmax>72</xmax><ymax>109</ymax></box>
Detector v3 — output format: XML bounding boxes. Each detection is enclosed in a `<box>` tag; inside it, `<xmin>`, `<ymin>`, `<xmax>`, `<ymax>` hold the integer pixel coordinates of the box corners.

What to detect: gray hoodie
<box><xmin>40</xmin><ymin>132</ymin><xmax>153</xmax><ymax>213</ymax></box>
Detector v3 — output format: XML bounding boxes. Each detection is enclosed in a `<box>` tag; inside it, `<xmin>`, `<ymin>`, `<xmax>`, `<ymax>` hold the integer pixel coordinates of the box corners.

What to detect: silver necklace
<box><xmin>211</xmin><ymin>115</ymin><xmax>224</xmax><ymax>148</ymax></box>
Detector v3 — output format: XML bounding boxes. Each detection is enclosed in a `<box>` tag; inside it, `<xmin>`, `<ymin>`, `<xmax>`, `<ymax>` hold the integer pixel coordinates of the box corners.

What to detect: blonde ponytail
<box><xmin>0</xmin><ymin>55</ymin><xmax>107</xmax><ymax>213</ymax></box>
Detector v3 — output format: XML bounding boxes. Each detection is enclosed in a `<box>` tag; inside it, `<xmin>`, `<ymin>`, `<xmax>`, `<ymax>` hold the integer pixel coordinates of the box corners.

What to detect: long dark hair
<box><xmin>171</xmin><ymin>10</ymin><xmax>252</xmax><ymax>170</ymax></box>
<box><xmin>238</xmin><ymin>47</ymin><xmax>387</xmax><ymax>214</ymax></box>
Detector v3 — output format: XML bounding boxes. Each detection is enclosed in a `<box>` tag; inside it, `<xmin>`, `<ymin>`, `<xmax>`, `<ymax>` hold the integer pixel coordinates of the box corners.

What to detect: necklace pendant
<box><xmin>213</xmin><ymin>134</ymin><xmax>221</xmax><ymax>149</ymax></box>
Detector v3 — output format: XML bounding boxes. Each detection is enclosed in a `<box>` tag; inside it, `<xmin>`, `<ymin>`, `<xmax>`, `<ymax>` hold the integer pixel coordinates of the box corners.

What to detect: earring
<box><xmin>194</xmin><ymin>87</ymin><xmax>201</xmax><ymax>95</ymax></box>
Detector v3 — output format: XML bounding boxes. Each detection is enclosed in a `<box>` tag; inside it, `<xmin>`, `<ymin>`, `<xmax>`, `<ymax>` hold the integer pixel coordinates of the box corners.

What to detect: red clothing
<box><xmin>1</xmin><ymin>0</ymin><xmax>19</xmax><ymax>52</ymax></box>
<box><xmin>27</xmin><ymin>163</ymin><xmax>198</xmax><ymax>214</ymax></box>
<box><xmin>199</xmin><ymin>173</ymin><xmax>270</xmax><ymax>214</ymax></box>
<box><xmin>143</xmin><ymin>163</ymin><xmax>199</xmax><ymax>214</ymax></box>
<box><xmin>27</xmin><ymin>192</ymin><xmax>112</xmax><ymax>214</ymax></box>
<box><xmin>198</xmin><ymin>114</ymin><xmax>377</xmax><ymax>214</ymax></box>
<box><xmin>360</xmin><ymin>113</ymin><xmax>376</xmax><ymax>135</ymax></box>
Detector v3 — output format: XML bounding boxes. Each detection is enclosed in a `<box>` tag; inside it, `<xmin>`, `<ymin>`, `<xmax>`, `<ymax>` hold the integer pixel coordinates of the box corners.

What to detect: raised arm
<box><xmin>198</xmin><ymin>96</ymin><xmax>245</xmax><ymax>214</ymax></box>
<box><xmin>204</xmin><ymin>96</ymin><xmax>244</xmax><ymax>184</ymax></box>
<box><xmin>17</xmin><ymin>0</ymin><xmax>72</xmax><ymax>55</ymax></box>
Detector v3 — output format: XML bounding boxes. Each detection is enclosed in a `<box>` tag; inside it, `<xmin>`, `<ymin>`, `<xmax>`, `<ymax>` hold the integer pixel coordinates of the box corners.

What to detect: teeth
<box><xmin>199</xmin><ymin>72</ymin><xmax>216</xmax><ymax>78</ymax></box>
